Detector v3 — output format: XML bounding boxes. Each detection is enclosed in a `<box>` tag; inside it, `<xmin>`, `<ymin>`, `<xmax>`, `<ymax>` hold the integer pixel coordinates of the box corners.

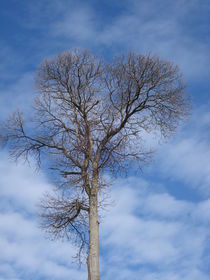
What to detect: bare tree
<box><xmin>0</xmin><ymin>49</ymin><xmax>190</xmax><ymax>280</ymax></box>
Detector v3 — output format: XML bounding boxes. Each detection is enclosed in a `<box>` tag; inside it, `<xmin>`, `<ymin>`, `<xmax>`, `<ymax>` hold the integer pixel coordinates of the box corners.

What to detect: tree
<box><xmin>0</xmin><ymin>49</ymin><xmax>190</xmax><ymax>280</ymax></box>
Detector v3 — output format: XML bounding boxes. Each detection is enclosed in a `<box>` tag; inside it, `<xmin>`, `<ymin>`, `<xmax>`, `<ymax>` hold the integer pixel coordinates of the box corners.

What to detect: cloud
<box><xmin>1</xmin><ymin>146</ymin><xmax>210</xmax><ymax>279</ymax></box>
<box><xmin>0</xmin><ymin>72</ymin><xmax>35</xmax><ymax>121</ymax></box>
<box><xmin>47</xmin><ymin>0</ymin><xmax>210</xmax><ymax>80</ymax></box>
<box><xmin>1</xmin><ymin>0</ymin><xmax>209</xmax><ymax>127</ymax></box>
<box><xmin>0</xmin><ymin>153</ymin><xmax>52</xmax><ymax>213</ymax></box>
<box><xmin>0</xmin><ymin>1</ymin><xmax>210</xmax><ymax>279</ymax></box>
<box><xmin>0</xmin><ymin>152</ymin><xmax>86</xmax><ymax>280</ymax></box>
<box><xmin>100</xmin><ymin>177</ymin><xmax>210</xmax><ymax>279</ymax></box>
<box><xmin>156</xmin><ymin>106</ymin><xmax>210</xmax><ymax>195</ymax></box>
<box><xmin>0</xmin><ymin>44</ymin><xmax>23</xmax><ymax>83</ymax></box>
<box><xmin>53</xmin><ymin>5</ymin><xmax>97</xmax><ymax>43</ymax></box>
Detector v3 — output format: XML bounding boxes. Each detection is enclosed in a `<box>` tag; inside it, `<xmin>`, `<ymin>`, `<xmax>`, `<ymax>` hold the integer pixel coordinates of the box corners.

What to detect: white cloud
<box><xmin>0</xmin><ymin>72</ymin><xmax>35</xmax><ymax>121</ymax></box>
<box><xmin>100</xmin><ymin>178</ymin><xmax>210</xmax><ymax>279</ymax></box>
<box><xmin>0</xmin><ymin>148</ymin><xmax>210</xmax><ymax>279</ymax></box>
<box><xmin>0</xmin><ymin>1</ymin><xmax>210</xmax><ymax>279</ymax></box>
<box><xmin>48</xmin><ymin>0</ymin><xmax>210</xmax><ymax>80</ymax></box>
<box><xmin>53</xmin><ymin>6</ymin><xmax>97</xmax><ymax>43</ymax></box>
<box><xmin>156</xmin><ymin>106</ymin><xmax>210</xmax><ymax>195</ymax></box>
<box><xmin>140</xmin><ymin>192</ymin><xmax>193</xmax><ymax>219</ymax></box>
<box><xmin>0</xmin><ymin>152</ymin><xmax>86</xmax><ymax>280</ymax></box>
<box><xmin>0</xmin><ymin>153</ymin><xmax>51</xmax><ymax>213</ymax></box>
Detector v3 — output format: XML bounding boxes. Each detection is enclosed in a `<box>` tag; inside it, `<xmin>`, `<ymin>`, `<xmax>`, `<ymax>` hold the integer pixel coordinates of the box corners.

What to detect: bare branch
<box><xmin>0</xmin><ymin>49</ymin><xmax>190</xmax><ymax>270</ymax></box>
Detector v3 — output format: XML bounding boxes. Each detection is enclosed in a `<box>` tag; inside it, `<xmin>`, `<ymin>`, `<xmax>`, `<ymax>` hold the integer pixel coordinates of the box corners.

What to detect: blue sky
<box><xmin>0</xmin><ymin>0</ymin><xmax>210</xmax><ymax>279</ymax></box>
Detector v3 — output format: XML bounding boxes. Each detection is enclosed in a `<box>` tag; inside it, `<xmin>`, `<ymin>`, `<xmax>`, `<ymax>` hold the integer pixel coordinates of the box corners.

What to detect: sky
<box><xmin>0</xmin><ymin>0</ymin><xmax>210</xmax><ymax>279</ymax></box>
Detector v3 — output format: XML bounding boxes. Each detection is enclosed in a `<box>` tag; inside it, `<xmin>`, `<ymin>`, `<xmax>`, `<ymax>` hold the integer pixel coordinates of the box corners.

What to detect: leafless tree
<box><xmin>0</xmin><ymin>49</ymin><xmax>190</xmax><ymax>280</ymax></box>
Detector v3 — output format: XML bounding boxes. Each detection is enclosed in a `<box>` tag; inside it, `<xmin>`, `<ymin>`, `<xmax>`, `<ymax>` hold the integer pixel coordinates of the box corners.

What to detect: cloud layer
<box><xmin>100</xmin><ymin>177</ymin><xmax>210</xmax><ymax>280</ymax></box>
<box><xmin>156</xmin><ymin>107</ymin><xmax>210</xmax><ymax>196</ymax></box>
<box><xmin>1</xmin><ymin>148</ymin><xmax>210</xmax><ymax>279</ymax></box>
<box><xmin>1</xmin><ymin>0</ymin><xmax>210</xmax><ymax>279</ymax></box>
<box><xmin>0</xmin><ymin>153</ymin><xmax>86</xmax><ymax>280</ymax></box>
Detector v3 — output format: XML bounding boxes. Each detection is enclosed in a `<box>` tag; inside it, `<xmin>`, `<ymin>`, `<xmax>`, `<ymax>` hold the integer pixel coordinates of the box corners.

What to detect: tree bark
<box><xmin>87</xmin><ymin>186</ymin><xmax>100</xmax><ymax>280</ymax></box>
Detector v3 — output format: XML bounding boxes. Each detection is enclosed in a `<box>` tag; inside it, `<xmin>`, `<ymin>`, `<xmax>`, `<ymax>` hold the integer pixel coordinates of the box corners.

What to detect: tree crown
<box><xmin>0</xmin><ymin>49</ymin><xmax>190</xmax><ymax>258</ymax></box>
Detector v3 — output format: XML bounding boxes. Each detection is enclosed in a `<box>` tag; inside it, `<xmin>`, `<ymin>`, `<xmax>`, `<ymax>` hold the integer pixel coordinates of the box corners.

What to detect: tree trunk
<box><xmin>87</xmin><ymin>188</ymin><xmax>100</xmax><ymax>280</ymax></box>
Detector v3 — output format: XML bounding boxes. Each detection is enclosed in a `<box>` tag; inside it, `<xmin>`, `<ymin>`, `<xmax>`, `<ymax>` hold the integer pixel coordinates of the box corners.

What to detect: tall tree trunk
<box><xmin>87</xmin><ymin>186</ymin><xmax>100</xmax><ymax>280</ymax></box>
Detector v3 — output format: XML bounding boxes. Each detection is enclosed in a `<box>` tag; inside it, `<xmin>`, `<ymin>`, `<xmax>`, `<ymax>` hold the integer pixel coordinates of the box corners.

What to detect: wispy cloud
<box><xmin>0</xmin><ymin>73</ymin><xmax>35</xmax><ymax>121</ymax></box>
<box><xmin>53</xmin><ymin>5</ymin><xmax>97</xmax><ymax>43</ymax></box>
<box><xmin>1</xmin><ymin>155</ymin><xmax>210</xmax><ymax>279</ymax></box>
<box><xmin>1</xmin><ymin>0</ymin><xmax>209</xmax><ymax>122</ymax></box>
<box><xmin>156</xmin><ymin>106</ymin><xmax>210</xmax><ymax>195</ymax></box>
<box><xmin>47</xmin><ymin>0</ymin><xmax>210</xmax><ymax>80</ymax></box>
<box><xmin>0</xmin><ymin>152</ymin><xmax>86</xmax><ymax>280</ymax></box>
<box><xmin>100</xmin><ymin>177</ymin><xmax>210</xmax><ymax>279</ymax></box>
<box><xmin>0</xmin><ymin>1</ymin><xmax>210</xmax><ymax>279</ymax></box>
